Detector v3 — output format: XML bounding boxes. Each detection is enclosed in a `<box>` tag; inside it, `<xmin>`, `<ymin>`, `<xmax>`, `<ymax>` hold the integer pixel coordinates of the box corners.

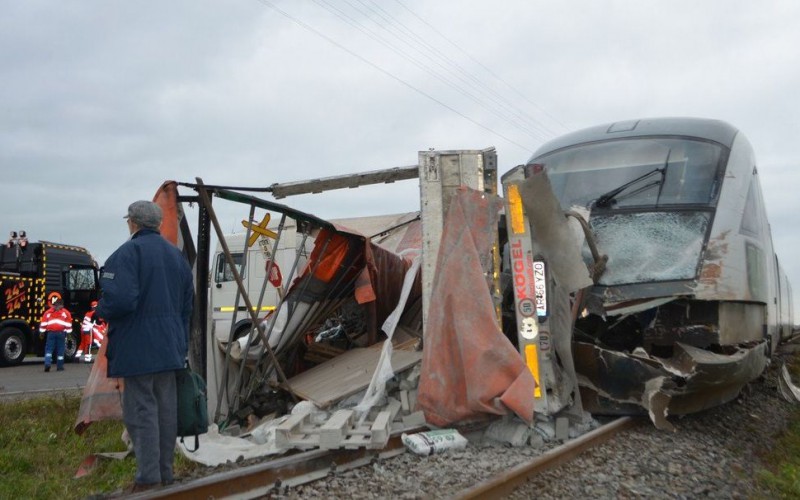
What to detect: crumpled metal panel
<box><xmin>575</xmin><ymin>340</ymin><xmax>768</xmax><ymax>431</ymax></box>
<box><xmin>517</xmin><ymin>170</ymin><xmax>593</xmax><ymax>293</ymax></box>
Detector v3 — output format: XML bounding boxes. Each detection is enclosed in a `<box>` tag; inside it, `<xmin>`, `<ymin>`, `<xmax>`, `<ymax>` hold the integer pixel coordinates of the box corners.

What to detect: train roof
<box><xmin>530</xmin><ymin>117</ymin><xmax>740</xmax><ymax>160</ymax></box>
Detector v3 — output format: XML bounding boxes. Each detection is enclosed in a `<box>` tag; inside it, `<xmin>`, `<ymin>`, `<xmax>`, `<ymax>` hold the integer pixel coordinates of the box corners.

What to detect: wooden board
<box><xmin>285</xmin><ymin>347</ymin><xmax>422</xmax><ymax>408</ymax></box>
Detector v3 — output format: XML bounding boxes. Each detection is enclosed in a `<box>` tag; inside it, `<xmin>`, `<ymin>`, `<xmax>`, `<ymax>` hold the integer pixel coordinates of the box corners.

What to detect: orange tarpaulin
<box><xmin>153</xmin><ymin>180</ymin><xmax>181</xmax><ymax>246</ymax></box>
<box><xmin>417</xmin><ymin>188</ymin><xmax>536</xmax><ymax>426</ymax></box>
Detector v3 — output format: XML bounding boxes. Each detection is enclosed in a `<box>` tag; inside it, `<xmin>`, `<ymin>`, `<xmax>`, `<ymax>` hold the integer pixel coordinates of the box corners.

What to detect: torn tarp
<box><xmin>418</xmin><ymin>188</ymin><xmax>536</xmax><ymax>426</ymax></box>
<box><xmin>74</xmin><ymin>338</ymin><xmax>123</xmax><ymax>434</ymax></box>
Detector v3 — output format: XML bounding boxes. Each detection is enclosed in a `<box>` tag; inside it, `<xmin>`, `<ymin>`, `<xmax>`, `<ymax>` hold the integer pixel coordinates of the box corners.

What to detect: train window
<box><xmin>740</xmin><ymin>181</ymin><xmax>760</xmax><ymax>236</ymax></box>
<box><xmin>585</xmin><ymin>211</ymin><xmax>711</xmax><ymax>285</ymax></box>
<box><xmin>539</xmin><ymin>138</ymin><xmax>724</xmax><ymax>210</ymax></box>
<box><xmin>745</xmin><ymin>243</ymin><xmax>767</xmax><ymax>301</ymax></box>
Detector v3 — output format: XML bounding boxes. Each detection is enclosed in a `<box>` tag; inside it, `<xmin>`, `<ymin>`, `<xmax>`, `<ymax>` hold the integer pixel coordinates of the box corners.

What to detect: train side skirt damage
<box><xmin>575</xmin><ymin>341</ymin><xmax>768</xmax><ymax>431</ymax></box>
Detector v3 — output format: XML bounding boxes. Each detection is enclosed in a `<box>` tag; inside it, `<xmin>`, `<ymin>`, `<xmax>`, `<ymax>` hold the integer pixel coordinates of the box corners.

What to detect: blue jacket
<box><xmin>97</xmin><ymin>229</ymin><xmax>194</xmax><ymax>378</ymax></box>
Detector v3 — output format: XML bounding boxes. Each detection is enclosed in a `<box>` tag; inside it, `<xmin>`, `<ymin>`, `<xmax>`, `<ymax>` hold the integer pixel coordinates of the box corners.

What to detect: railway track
<box><xmin>136</xmin><ymin>434</ymin><xmax>409</xmax><ymax>499</ymax></box>
<box><xmin>454</xmin><ymin>417</ymin><xmax>639</xmax><ymax>499</ymax></box>
<box><xmin>127</xmin><ymin>417</ymin><xmax>637</xmax><ymax>499</ymax></box>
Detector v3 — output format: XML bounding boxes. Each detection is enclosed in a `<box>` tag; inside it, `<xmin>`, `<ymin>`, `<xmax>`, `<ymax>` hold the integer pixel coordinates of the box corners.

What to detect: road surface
<box><xmin>0</xmin><ymin>357</ymin><xmax>95</xmax><ymax>399</ymax></box>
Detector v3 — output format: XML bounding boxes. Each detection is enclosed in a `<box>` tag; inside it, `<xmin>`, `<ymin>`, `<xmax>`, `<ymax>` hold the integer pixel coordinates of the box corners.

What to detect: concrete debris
<box><xmin>484</xmin><ymin>418</ymin><xmax>531</xmax><ymax>447</ymax></box>
<box><xmin>178</xmin><ymin>361</ymin><xmax>426</xmax><ymax>466</ymax></box>
<box><xmin>483</xmin><ymin>413</ymin><xmax>600</xmax><ymax>449</ymax></box>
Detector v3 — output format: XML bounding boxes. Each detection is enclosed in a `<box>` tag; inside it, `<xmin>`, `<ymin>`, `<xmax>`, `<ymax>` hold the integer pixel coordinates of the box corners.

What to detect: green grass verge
<box><xmin>755</xmin><ymin>353</ymin><xmax>800</xmax><ymax>498</ymax></box>
<box><xmin>0</xmin><ymin>393</ymin><xmax>204</xmax><ymax>499</ymax></box>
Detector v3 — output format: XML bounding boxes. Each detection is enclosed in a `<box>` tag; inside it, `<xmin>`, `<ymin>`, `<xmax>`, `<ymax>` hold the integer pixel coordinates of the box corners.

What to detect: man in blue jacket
<box><xmin>97</xmin><ymin>200</ymin><xmax>194</xmax><ymax>492</ymax></box>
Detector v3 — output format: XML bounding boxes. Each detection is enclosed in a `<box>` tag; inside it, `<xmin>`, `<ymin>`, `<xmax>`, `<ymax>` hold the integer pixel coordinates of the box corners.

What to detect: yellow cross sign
<box><xmin>241</xmin><ymin>213</ymin><xmax>278</xmax><ymax>247</ymax></box>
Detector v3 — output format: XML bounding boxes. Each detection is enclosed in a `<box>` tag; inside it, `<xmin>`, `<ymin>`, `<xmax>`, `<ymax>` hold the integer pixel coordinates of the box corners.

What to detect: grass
<box><xmin>755</xmin><ymin>352</ymin><xmax>800</xmax><ymax>498</ymax></box>
<box><xmin>0</xmin><ymin>393</ymin><xmax>204</xmax><ymax>499</ymax></box>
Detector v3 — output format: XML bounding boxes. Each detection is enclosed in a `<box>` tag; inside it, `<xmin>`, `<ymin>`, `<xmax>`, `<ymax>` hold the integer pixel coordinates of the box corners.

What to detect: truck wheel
<box><xmin>0</xmin><ymin>327</ymin><xmax>27</xmax><ymax>366</ymax></box>
<box><xmin>234</xmin><ymin>323</ymin><xmax>261</xmax><ymax>346</ymax></box>
<box><xmin>64</xmin><ymin>332</ymin><xmax>79</xmax><ymax>362</ymax></box>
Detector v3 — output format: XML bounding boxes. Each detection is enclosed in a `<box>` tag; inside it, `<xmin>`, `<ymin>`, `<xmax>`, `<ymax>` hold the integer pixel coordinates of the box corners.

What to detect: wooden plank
<box><xmin>275</xmin><ymin>413</ymin><xmax>310</xmax><ymax>448</ymax></box>
<box><xmin>369</xmin><ymin>410</ymin><xmax>392</xmax><ymax>448</ymax></box>
<box><xmin>285</xmin><ymin>347</ymin><xmax>422</xmax><ymax>408</ymax></box>
<box><xmin>319</xmin><ymin>410</ymin><xmax>355</xmax><ymax>449</ymax></box>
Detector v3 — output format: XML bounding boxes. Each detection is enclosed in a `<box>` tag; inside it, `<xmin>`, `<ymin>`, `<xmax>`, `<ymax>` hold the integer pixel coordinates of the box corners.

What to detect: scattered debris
<box><xmin>402</xmin><ymin>429</ymin><xmax>468</xmax><ymax>456</ymax></box>
<box><xmin>778</xmin><ymin>363</ymin><xmax>800</xmax><ymax>403</ymax></box>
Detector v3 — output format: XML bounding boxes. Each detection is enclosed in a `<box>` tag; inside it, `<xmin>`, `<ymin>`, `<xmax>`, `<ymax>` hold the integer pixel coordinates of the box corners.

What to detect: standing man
<box><xmin>39</xmin><ymin>291</ymin><xmax>72</xmax><ymax>372</ymax></box>
<box><xmin>96</xmin><ymin>200</ymin><xmax>194</xmax><ymax>492</ymax></box>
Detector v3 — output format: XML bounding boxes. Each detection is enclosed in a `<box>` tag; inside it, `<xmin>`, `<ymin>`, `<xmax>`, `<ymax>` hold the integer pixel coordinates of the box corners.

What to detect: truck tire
<box><xmin>234</xmin><ymin>323</ymin><xmax>261</xmax><ymax>346</ymax></box>
<box><xmin>0</xmin><ymin>327</ymin><xmax>27</xmax><ymax>366</ymax></box>
<box><xmin>64</xmin><ymin>331</ymin><xmax>79</xmax><ymax>362</ymax></box>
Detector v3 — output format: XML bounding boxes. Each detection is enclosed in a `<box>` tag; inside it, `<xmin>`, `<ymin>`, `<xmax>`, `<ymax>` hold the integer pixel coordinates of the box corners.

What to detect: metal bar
<box><xmin>213</xmin><ymin>203</ymin><xmax>256</xmax><ymax>421</ymax></box>
<box><xmin>242</xmin><ymin>231</ymin><xmax>335</xmax><ymax>402</ymax></box>
<box><xmin>230</xmin><ymin>213</ymin><xmax>288</xmax><ymax>414</ymax></box>
<box><xmin>241</xmin><ymin>230</ymin><xmax>323</xmax><ymax>403</ymax></box>
<box><xmin>195</xmin><ymin>203</ymin><xmax>211</xmax><ymax>378</ymax></box>
<box><xmin>145</xmin><ymin>432</ymin><xmax>415</xmax><ymax>500</ymax></box>
<box><xmin>194</xmin><ymin>178</ymin><xmax>296</xmax><ymax>400</ymax></box>
<box><xmin>269</xmin><ymin>165</ymin><xmax>419</xmax><ymax>199</ymax></box>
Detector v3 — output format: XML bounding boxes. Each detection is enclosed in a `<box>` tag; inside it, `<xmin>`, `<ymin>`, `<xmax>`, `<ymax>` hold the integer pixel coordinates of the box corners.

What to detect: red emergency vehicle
<box><xmin>0</xmin><ymin>234</ymin><xmax>100</xmax><ymax>366</ymax></box>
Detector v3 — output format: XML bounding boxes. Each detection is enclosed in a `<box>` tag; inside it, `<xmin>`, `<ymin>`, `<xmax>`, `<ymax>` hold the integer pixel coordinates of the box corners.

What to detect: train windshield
<box><xmin>536</xmin><ymin>137</ymin><xmax>725</xmax><ymax>210</ymax></box>
<box><xmin>533</xmin><ymin>137</ymin><xmax>725</xmax><ymax>286</ymax></box>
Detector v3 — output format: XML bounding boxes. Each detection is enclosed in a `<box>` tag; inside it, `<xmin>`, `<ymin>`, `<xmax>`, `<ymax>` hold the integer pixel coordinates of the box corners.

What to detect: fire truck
<box><xmin>0</xmin><ymin>232</ymin><xmax>100</xmax><ymax>366</ymax></box>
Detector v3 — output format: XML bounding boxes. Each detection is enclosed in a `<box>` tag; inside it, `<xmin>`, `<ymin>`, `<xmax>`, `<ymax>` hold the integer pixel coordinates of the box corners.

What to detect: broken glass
<box><xmin>584</xmin><ymin>211</ymin><xmax>711</xmax><ymax>285</ymax></box>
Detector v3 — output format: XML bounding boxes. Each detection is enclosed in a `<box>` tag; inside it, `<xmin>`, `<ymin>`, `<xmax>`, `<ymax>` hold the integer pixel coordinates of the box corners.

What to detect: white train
<box><xmin>504</xmin><ymin>117</ymin><xmax>794</xmax><ymax>425</ymax></box>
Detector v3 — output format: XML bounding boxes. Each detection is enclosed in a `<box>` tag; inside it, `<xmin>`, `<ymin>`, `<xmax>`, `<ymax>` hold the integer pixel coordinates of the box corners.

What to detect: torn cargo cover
<box><xmin>417</xmin><ymin>188</ymin><xmax>536</xmax><ymax>426</ymax></box>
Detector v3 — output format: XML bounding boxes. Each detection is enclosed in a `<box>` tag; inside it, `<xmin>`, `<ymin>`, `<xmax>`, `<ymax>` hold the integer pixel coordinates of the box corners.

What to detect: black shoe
<box><xmin>44</xmin><ymin>366</ymin><xmax>50</xmax><ymax>372</ymax></box>
<box><xmin>56</xmin><ymin>367</ymin><xmax>64</xmax><ymax>371</ymax></box>
<box><xmin>128</xmin><ymin>482</ymin><xmax>158</xmax><ymax>494</ymax></box>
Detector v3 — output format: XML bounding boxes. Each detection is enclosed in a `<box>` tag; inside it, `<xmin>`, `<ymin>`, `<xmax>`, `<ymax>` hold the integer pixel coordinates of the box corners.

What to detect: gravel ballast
<box><xmin>264</xmin><ymin>349</ymin><xmax>796</xmax><ymax>499</ymax></box>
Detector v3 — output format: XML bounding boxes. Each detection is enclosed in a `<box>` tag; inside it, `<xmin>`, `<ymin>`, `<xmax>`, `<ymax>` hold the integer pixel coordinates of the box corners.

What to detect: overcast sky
<box><xmin>2</xmin><ymin>1</ymin><xmax>798</xmax><ymax>317</ymax></box>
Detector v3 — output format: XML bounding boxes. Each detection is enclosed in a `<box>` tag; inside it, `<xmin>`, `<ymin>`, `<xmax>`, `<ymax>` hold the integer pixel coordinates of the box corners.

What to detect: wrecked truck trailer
<box><xmin>95</xmin><ymin>150</ymin><xmax>537</xmax><ymax>462</ymax></box>
<box><xmin>501</xmin><ymin>117</ymin><xmax>794</xmax><ymax>430</ymax></box>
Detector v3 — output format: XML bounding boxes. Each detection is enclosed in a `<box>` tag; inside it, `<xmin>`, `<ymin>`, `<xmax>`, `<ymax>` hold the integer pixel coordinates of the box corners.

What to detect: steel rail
<box><xmin>453</xmin><ymin>416</ymin><xmax>640</xmax><ymax>499</ymax></box>
<box><xmin>132</xmin><ymin>433</ymin><xmax>410</xmax><ymax>500</ymax></box>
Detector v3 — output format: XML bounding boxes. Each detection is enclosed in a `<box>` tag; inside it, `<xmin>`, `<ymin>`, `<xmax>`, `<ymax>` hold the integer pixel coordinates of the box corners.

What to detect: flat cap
<box><xmin>124</xmin><ymin>200</ymin><xmax>162</xmax><ymax>230</ymax></box>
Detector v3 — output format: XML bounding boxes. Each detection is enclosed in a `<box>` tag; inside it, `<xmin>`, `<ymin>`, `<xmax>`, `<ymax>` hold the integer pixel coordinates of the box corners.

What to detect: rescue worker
<box><xmin>91</xmin><ymin>317</ymin><xmax>107</xmax><ymax>352</ymax></box>
<box><xmin>39</xmin><ymin>291</ymin><xmax>73</xmax><ymax>372</ymax></box>
<box><xmin>78</xmin><ymin>300</ymin><xmax>99</xmax><ymax>362</ymax></box>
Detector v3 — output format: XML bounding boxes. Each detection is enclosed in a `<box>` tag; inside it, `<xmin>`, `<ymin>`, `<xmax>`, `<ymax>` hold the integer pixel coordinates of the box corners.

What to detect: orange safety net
<box><xmin>417</xmin><ymin>187</ymin><xmax>535</xmax><ymax>426</ymax></box>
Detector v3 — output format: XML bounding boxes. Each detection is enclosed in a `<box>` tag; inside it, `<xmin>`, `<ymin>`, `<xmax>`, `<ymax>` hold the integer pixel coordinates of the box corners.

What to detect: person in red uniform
<box><xmin>39</xmin><ymin>292</ymin><xmax>73</xmax><ymax>372</ymax></box>
<box><xmin>77</xmin><ymin>300</ymin><xmax>98</xmax><ymax>362</ymax></box>
<box><xmin>91</xmin><ymin>317</ymin><xmax>107</xmax><ymax>353</ymax></box>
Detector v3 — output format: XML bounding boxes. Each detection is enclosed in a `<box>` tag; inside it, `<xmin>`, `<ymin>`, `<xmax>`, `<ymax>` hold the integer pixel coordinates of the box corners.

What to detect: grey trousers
<box><xmin>122</xmin><ymin>371</ymin><xmax>178</xmax><ymax>485</ymax></box>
